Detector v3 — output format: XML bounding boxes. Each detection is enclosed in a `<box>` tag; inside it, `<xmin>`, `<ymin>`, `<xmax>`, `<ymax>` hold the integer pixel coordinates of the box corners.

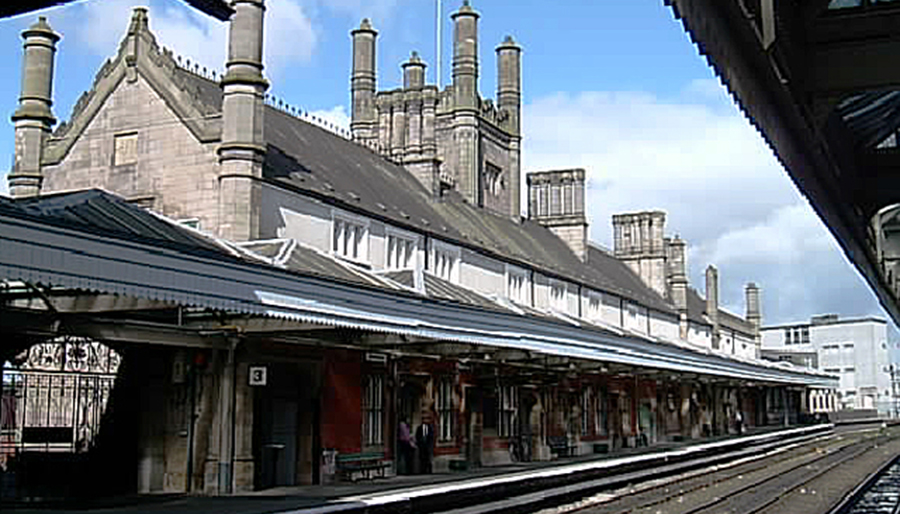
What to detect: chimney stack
<box><xmin>217</xmin><ymin>0</ymin><xmax>268</xmax><ymax>242</ymax></box>
<box><xmin>706</xmin><ymin>265</ymin><xmax>720</xmax><ymax>349</ymax></box>
<box><xmin>451</xmin><ymin>0</ymin><xmax>479</xmax><ymax>109</ymax></box>
<box><xmin>527</xmin><ymin>169</ymin><xmax>587</xmax><ymax>260</ymax></box>
<box><xmin>745</xmin><ymin>282</ymin><xmax>761</xmax><ymax>335</ymax></box>
<box><xmin>350</xmin><ymin>18</ymin><xmax>378</xmax><ymax>144</ymax></box>
<box><xmin>495</xmin><ymin>35</ymin><xmax>521</xmax><ymax>135</ymax></box>
<box><xmin>612</xmin><ymin>211</ymin><xmax>667</xmax><ymax>297</ymax></box>
<box><xmin>9</xmin><ymin>16</ymin><xmax>60</xmax><ymax>198</ymax></box>
<box><xmin>667</xmin><ymin>236</ymin><xmax>689</xmax><ymax>339</ymax></box>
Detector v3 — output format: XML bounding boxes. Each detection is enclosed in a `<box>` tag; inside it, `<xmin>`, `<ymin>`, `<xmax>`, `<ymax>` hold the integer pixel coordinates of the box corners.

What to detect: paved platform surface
<box><xmin>1</xmin><ymin>425</ymin><xmax>830</xmax><ymax>514</ymax></box>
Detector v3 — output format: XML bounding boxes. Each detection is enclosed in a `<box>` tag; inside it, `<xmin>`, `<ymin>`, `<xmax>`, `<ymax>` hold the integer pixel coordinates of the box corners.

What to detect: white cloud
<box><xmin>308</xmin><ymin>105</ymin><xmax>351</xmax><ymax>131</ymax></box>
<box><xmin>523</xmin><ymin>84</ymin><xmax>886</xmax><ymax>324</ymax></box>
<box><xmin>61</xmin><ymin>0</ymin><xmax>316</xmax><ymax>80</ymax></box>
<box><xmin>318</xmin><ymin>0</ymin><xmax>405</xmax><ymax>22</ymax></box>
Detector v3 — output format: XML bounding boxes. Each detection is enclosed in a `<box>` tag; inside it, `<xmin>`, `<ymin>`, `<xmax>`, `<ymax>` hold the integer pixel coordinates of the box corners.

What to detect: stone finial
<box><xmin>353</xmin><ymin>17</ymin><xmax>377</xmax><ymax>35</ymax></box>
<box><xmin>128</xmin><ymin>6</ymin><xmax>150</xmax><ymax>34</ymax></box>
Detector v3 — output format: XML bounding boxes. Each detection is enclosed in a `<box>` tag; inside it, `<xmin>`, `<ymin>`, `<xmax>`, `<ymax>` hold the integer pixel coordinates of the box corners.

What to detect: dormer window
<box><xmin>550</xmin><ymin>280</ymin><xmax>566</xmax><ymax>311</ymax></box>
<box><xmin>332</xmin><ymin>212</ymin><xmax>369</xmax><ymax>264</ymax></box>
<box><xmin>587</xmin><ymin>293</ymin><xmax>601</xmax><ymax>320</ymax></box>
<box><xmin>387</xmin><ymin>232</ymin><xmax>416</xmax><ymax>270</ymax></box>
<box><xmin>431</xmin><ymin>241</ymin><xmax>460</xmax><ymax>283</ymax></box>
<box><xmin>506</xmin><ymin>265</ymin><xmax>527</xmax><ymax>304</ymax></box>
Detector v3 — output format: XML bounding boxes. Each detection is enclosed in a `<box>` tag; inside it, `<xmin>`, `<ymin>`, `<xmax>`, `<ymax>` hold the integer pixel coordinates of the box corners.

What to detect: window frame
<box><xmin>112</xmin><ymin>131</ymin><xmax>139</xmax><ymax>167</ymax></box>
<box><xmin>362</xmin><ymin>374</ymin><xmax>384</xmax><ymax>447</ymax></box>
<box><xmin>497</xmin><ymin>384</ymin><xmax>518</xmax><ymax>439</ymax></box>
<box><xmin>506</xmin><ymin>264</ymin><xmax>528</xmax><ymax>305</ymax></box>
<box><xmin>549</xmin><ymin>279</ymin><xmax>567</xmax><ymax>312</ymax></box>
<box><xmin>385</xmin><ymin>226</ymin><xmax>418</xmax><ymax>271</ymax></box>
<box><xmin>436</xmin><ymin>378</ymin><xmax>454</xmax><ymax>443</ymax></box>
<box><xmin>331</xmin><ymin>210</ymin><xmax>370</xmax><ymax>265</ymax></box>
<box><xmin>430</xmin><ymin>239</ymin><xmax>461</xmax><ymax>283</ymax></box>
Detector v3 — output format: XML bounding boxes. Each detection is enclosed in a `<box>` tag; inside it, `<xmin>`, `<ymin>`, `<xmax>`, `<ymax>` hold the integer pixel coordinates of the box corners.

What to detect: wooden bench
<box><xmin>336</xmin><ymin>452</ymin><xmax>390</xmax><ymax>482</ymax></box>
<box><xmin>548</xmin><ymin>436</ymin><xmax>576</xmax><ymax>458</ymax></box>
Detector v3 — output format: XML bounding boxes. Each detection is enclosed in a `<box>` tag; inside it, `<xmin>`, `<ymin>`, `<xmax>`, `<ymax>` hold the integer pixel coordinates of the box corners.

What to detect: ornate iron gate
<box><xmin>1</xmin><ymin>336</ymin><xmax>120</xmax><ymax>468</ymax></box>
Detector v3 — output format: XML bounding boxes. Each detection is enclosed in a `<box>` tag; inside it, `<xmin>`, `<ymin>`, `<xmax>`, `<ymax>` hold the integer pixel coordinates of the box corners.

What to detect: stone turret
<box><xmin>706</xmin><ymin>265</ymin><xmax>720</xmax><ymax>349</ymax></box>
<box><xmin>357</xmin><ymin>1</ymin><xmax>521</xmax><ymax>219</ymax></box>
<box><xmin>495</xmin><ymin>35</ymin><xmax>521</xmax><ymax>136</ymax></box>
<box><xmin>402</xmin><ymin>51</ymin><xmax>426</xmax><ymax>89</ymax></box>
<box><xmin>350</xmin><ymin>18</ymin><xmax>378</xmax><ymax>145</ymax></box>
<box><xmin>451</xmin><ymin>0</ymin><xmax>479</xmax><ymax>109</ymax></box>
<box><xmin>217</xmin><ymin>0</ymin><xmax>268</xmax><ymax>242</ymax></box>
<box><xmin>8</xmin><ymin>16</ymin><xmax>60</xmax><ymax>198</ymax></box>
<box><xmin>528</xmin><ymin>169</ymin><xmax>587</xmax><ymax>260</ymax></box>
<box><xmin>495</xmin><ymin>34</ymin><xmax>522</xmax><ymax>219</ymax></box>
<box><xmin>450</xmin><ymin>0</ymin><xmax>480</xmax><ymax>206</ymax></box>
<box><xmin>667</xmin><ymin>236</ymin><xmax>689</xmax><ymax>339</ymax></box>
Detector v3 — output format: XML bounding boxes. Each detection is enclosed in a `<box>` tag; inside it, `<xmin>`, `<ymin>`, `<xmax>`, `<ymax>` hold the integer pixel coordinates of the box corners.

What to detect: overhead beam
<box><xmin>66</xmin><ymin>318</ymin><xmax>231</xmax><ymax>348</ymax></box>
<box><xmin>807</xmin><ymin>7</ymin><xmax>900</xmax><ymax>93</ymax></box>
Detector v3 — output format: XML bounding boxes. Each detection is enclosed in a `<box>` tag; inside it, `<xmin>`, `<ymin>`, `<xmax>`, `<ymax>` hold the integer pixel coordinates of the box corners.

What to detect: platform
<box><xmin>4</xmin><ymin>424</ymin><xmax>832</xmax><ymax>514</ymax></box>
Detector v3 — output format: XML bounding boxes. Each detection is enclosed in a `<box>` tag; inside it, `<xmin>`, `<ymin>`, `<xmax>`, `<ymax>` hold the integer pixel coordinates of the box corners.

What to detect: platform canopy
<box><xmin>0</xmin><ymin>190</ymin><xmax>838</xmax><ymax>387</ymax></box>
<box><xmin>1</xmin><ymin>0</ymin><xmax>233</xmax><ymax>20</ymax></box>
<box><xmin>664</xmin><ymin>0</ymin><xmax>900</xmax><ymax>326</ymax></box>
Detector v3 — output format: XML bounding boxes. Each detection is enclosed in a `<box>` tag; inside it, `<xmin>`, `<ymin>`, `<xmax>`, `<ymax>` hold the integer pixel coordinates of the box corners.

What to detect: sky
<box><xmin>0</xmin><ymin>0</ymin><xmax>893</xmax><ymax>329</ymax></box>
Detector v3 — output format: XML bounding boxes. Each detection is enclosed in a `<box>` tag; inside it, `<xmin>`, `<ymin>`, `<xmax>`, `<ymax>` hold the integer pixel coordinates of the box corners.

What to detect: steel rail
<box><xmin>827</xmin><ymin>449</ymin><xmax>900</xmax><ymax>514</ymax></box>
<box><xmin>678</xmin><ymin>433</ymin><xmax>896</xmax><ymax>514</ymax></box>
<box><xmin>548</xmin><ymin>428</ymin><xmax>890</xmax><ymax>514</ymax></box>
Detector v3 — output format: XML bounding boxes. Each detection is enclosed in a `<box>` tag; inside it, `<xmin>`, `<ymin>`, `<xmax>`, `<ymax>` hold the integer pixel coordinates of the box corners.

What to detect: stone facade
<box><xmin>350</xmin><ymin>1</ymin><xmax>522</xmax><ymax>219</ymax></box>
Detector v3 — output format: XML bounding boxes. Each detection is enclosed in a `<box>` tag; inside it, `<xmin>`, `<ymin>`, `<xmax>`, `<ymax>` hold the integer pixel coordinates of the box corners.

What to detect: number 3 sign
<box><xmin>249</xmin><ymin>366</ymin><xmax>267</xmax><ymax>386</ymax></box>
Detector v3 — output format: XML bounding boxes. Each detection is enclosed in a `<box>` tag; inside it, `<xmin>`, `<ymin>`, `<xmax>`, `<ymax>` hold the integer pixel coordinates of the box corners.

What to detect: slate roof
<box><xmin>686</xmin><ymin>288</ymin><xmax>755</xmax><ymax>336</ymax></box>
<box><xmin>260</xmin><ymin>104</ymin><xmax>675</xmax><ymax>315</ymax></box>
<box><xmin>175</xmin><ymin>69</ymin><xmax>676</xmax><ymax>315</ymax></box>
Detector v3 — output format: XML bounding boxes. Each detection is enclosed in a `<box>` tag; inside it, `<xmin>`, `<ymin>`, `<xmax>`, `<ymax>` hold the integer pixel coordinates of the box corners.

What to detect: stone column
<box><xmin>218</xmin><ymin>0</ymin><xmax>268</xmax><ymax>242</ymax></box>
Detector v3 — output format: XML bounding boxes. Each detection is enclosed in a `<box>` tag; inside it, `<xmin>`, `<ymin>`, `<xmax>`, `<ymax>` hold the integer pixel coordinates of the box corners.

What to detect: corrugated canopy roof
<box><xmin>3</xmin><ymin>189</ymin><xmax>235</xmax><ymax>259</ymax></box>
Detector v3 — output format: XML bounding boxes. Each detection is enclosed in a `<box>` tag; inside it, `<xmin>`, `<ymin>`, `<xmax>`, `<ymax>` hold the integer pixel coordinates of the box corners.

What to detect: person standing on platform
<box><xmin>416</xmin><ymin>414</ymin><xmax>435</xmax><ymax>474</ymax></box>
<box><xmin>398</xmin><ymin>418</ymin><xmax>416</xmax><ymax>475</ymax></box>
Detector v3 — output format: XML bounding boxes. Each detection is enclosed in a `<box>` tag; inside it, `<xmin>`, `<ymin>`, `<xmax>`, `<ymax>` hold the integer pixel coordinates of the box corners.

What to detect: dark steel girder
<box><xmin>808</xmin><ymin>8</ymin><xmax>900</xmax><ymax>95</ymax></box>
<box><xmin>1</xmin><ymin>0</ymin><xmax>233</xmax><ymax>21</ymax></box>
<box><xmin>667</xmin><ymin>0</ymin><xmax>900</xmax><ymax>326</ymax></box>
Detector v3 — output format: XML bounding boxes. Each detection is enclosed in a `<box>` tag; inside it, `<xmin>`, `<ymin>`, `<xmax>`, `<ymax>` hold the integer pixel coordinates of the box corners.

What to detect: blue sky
<box><xmin>0</xmin><ymin>0</ymin><xmax>895</xmax><ymax>330</ymax></box>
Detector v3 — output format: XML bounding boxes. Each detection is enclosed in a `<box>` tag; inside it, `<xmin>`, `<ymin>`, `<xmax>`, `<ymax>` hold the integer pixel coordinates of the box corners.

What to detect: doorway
<box><xmin>254</xmin><ymin>361</ymin><xmax>319</xmax><ymax>489</ymax></box>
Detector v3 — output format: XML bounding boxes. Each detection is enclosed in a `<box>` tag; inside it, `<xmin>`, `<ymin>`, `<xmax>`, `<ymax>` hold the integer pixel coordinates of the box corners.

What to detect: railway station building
<box><xmin>1</xmin><ymin>0</ymin><xmax>836</xmax><ymax>499</ymax></box>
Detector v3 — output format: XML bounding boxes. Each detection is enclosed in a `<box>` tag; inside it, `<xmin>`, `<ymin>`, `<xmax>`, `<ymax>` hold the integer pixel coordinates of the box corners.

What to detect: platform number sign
<box><xmin>249</xmin><ymin>366</ymin><xmax>267</xmax><ymax>386</ymax></box>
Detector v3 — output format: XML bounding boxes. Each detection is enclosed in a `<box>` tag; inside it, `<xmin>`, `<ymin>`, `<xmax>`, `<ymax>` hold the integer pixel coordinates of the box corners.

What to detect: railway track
<box><xmin>829</xmin><ymin>452</ymin><xmax>900</xmax><ymax>514</ymax></box>
<box><xmin>535</xmin><ymin>426</ymin><xmax>900</xmax><ymax>514</ymax></box>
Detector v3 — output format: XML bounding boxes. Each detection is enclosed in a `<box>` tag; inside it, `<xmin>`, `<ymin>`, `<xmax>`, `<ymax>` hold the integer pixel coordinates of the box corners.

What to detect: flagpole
<box><xmin>436</xmin><ymin>0</ymin><xmax>442</xmax><ymax>87</ymax></box>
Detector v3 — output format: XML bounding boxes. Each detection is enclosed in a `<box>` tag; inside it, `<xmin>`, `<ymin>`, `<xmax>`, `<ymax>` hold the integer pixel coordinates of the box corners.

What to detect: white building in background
<box><xmin>761</xmin><ymin>315</ymin><xmax>892</xmax><ymax>415</ymax></box>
